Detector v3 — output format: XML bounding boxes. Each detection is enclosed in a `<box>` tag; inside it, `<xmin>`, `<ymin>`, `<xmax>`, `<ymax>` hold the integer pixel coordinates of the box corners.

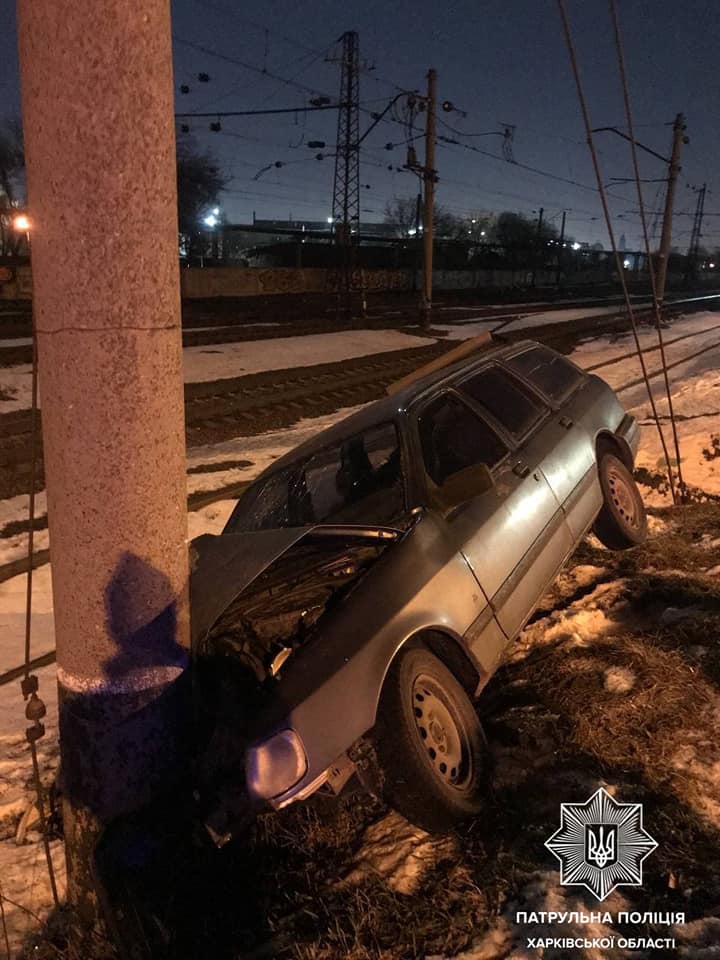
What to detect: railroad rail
<box><xmin>2</xmin><ymin>297</ymin><xmax>720</xmax><ymax>685</ymax></box>
<box><xmin>0</xmin><ymin>295</ymin><xmax>718</xmax><ymax>499</ymax></box>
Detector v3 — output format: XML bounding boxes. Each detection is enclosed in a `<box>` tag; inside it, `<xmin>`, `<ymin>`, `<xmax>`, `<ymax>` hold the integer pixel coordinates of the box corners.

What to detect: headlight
<box><xmin>246</xmin><ymin>729</ymin><xmax>307</xmax><ymax>800</ymax></box>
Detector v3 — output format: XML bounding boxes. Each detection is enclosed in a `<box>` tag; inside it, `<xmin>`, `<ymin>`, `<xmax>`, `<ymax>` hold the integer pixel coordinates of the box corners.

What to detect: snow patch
<box><xmin>430</xmin><ymin>871</ymin><xmax>627</xmax><ymax>960</ymax></box>
<box><xmin>343</xmin><ymin>810</ymin><xmax>457</xmax><ymax>895</ymax></box>
<box><xmin>603</xmin><ymin>666</ymin><xmax>636</xmax><ymax>694</ymax></box>
<box><xmin>0</xmin><ymin>836</ymin><xmax>66</xmax><ymax>954</ymax></box>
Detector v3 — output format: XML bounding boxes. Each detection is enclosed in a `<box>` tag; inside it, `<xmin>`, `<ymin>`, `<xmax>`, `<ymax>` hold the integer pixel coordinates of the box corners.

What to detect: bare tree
<box><xmin>383</xmin><ymin>196</ymin><xmax>421</xmax><ymax>237</ymax></box>
<box><xmin>0</xmin><ymin>117</ymin><xmax>25</xmax><ymax>256</ymax></box>
<box><xmin>176</xmin><ymin>135</ymin><xmax>228</xmax><ymax>257</ymax></box>
<box><xmin>384</xmin><ymin>196</ymin><xmax>467</xmax><ymax>240</ymax></box>
<box><xmin>494</xmin><ymin>211</ymin><xmax>558</xmax><ymax>248</ymax></box>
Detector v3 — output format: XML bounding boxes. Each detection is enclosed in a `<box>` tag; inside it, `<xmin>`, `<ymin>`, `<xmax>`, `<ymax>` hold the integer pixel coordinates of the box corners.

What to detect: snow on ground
<box><xmin>2</xmin><ymin>309</ymin><xmax>720</xmax><ymax>952</ymax></box>
<box><xmin>0</xmin><ymin>329</ymin><xmax>435</xmax><ymax>411</ymax></box>
<box><xmin>342</xmin><ymin>809</ymin><xmax>458</xmax><ymax>895</ymax></box>
<box><xmin>0</xmin><ymin>566</ymin><xmax>55</xmax><ymax>679</ymax></box>
<box><xmin>186</xmin><ymin>499</ymin><xmax>235</xmax><ymax>542</ymax></box>
<box><xmin>567</xmin><ymin>312</ymin><xmax>720</xmax><ymax>500</ymax></box>
<box><xmin>0</xmin><ymin>363</ymin><xmax>34</xmax><ymax>412</ymax></box>
<box><xmin>1</xmin><ymin>661</ymin><xmax>61</xmax><ymax>953</ymax></box>
<box><xmin>0</xmin><ymin>407</ymin><xmax>363</xmax><ymax>569</ymax></box>
<box><xmin>0</xmin><ymin>831</ymin><xmax>65</xmax><ymax>954</ymax></box>
<box><xmin>182</xmin><ymin>328</ymin><xmax>436</xmax><ymax>383</ymax></box>
<box><xmin>186</xmin><ymin>403</ymin><xmax>362</xmax><ymax>497</ymax></box>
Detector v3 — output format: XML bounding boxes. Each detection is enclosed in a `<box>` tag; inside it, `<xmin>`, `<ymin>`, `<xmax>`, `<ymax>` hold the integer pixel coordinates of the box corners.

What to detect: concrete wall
<box><xmin>2</xmin><ymin>262</ymin><xmax>716</xmax><ymax>301</ymax></box>
<box><xmin>177</xmin><ymin>265</ymin><xmax>558</xmax><ymax>299</ymax></box>
<box><xmin>178</xmin><ymin>266</ymin><xmax>411</xmax><ymax>298</ymax></box>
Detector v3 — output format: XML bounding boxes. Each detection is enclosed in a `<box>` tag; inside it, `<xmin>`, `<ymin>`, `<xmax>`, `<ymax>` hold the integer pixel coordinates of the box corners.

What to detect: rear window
<box><xmin>418</xmin><ymin>393</ymin><xmax>508</xmax><ymax>486</ymax></box>
<box><xmin>458</xmin><ymin>365</ymin><xmax>546</xmax><ymax>439</ymax></box>
<box><xmin>506</xmin><ymin>346</ymin><xmax>584</xmax><ymax>402</ymax></box>
<box><xmin>224</xmin><ymin>422</ymin><xmax>404</xmax><ymax>532</ymax></box>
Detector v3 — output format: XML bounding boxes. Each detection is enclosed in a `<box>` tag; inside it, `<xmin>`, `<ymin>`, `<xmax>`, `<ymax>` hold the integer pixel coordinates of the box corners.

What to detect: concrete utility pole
<box><xmin>686</xmin><ymin>182</ymin><xmax>707</xmax><ymax>283</ymax></box>
<box><xmin>531</xmin><ymin>207</ymin><xmax>544</xmax><ymax>288</ymax></box>
<box><xmin>421</xmin><ymin>68</ymin><xmax>437</xmax><ymax>329</ymax></box>
<box><xmin>556</xmin><ymin>210</ymin><xmax>567</xmax><ymax>287</ymax></box>
<box><xmin>656</xmin><ymin>113</ymin><xmax>687</xmax><ymax>306</ymax></box>
<box><xmin>16</xmin><ymin>1</ymin><xmax>189</xmax><ymax>954</ymax></box>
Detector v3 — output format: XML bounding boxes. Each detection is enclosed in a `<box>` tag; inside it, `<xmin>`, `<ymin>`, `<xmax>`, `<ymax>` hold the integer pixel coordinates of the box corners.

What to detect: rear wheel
<box><xmin>593</xmin><ymin>452</ymin><xmax>647</xmax><ymax>550</ymax></box>
<box><xmin>373</xmin><ymin>645</ymin><xmax>488</xmax><ymax>833</ymax></box>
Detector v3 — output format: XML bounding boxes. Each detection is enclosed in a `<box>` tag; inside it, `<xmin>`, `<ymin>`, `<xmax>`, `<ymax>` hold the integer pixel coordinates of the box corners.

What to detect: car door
<box><xmin>503</xmin><ymin>345</ymin><xmax>601</xmax><ymax>539</ymax></box>
<box><xmin>415</xmin><ymin>387</ymin><xmax>573</xmax><ymax>642</ymax></box>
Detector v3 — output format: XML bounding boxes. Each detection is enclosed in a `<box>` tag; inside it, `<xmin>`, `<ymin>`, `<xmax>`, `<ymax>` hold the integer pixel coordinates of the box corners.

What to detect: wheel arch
<box><xmin>379</xmin><ymin>627</ymin><xmax>481</xmax><ymax>712</ymax></box>
<box><xmin>595</xmin><ymin>429</ymin><xmax>634</xmax><ymax>471</ymax></box>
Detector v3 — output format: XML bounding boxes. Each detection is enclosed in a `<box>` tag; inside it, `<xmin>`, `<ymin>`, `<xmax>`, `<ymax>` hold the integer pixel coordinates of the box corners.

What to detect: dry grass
<box><xmin>19</xmin><ymin>505</ymin><xmax>720</xmax><ymax>959</ymax></box>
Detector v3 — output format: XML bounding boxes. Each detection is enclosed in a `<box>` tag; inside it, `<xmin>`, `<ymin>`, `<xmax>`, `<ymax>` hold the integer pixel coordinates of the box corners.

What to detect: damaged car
<box><xmin>190</xmin><ymin>334</ymin><xmax>647</xmax><ymax>838</ymax></box>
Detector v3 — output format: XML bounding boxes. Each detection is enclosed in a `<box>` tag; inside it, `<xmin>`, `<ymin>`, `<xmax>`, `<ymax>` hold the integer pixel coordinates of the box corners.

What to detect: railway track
<box><xmin>2</xmin><ymin>291</ymin><xmax>718</xmax><ymax>364</ymax></box>
<box><xmin>0</xmin><ymin>343</ymin><xmax>448</xmax><ymax>498</ymax></box>
<box><xmin>2</xmin><ymin>299</ymin><xmax>720</xmax><ymax>685</ymax></box>
<box><xmin>1</xmin><ymin>296</ymin><xmax>718</xmax><ymax>499</ymax></box>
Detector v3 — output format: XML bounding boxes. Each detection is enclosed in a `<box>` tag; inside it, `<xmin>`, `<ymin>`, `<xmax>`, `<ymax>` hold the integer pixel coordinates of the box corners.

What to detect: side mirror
<box><xmin>434</xmin><ymin>463</ymin><xmax>496</xmax><ymax>512</ymax></box>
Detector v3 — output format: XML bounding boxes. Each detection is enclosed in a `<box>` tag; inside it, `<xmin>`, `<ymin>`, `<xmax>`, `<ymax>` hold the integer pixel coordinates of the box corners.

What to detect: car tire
<box><xmin>593</xmin><ymin>452</ymin><xmax>647</xmax><ymax>550</ymax></box>
<box><xmin>373</xmin><ymin>644</ymin><xmax>488</xmax><ymax>833</ymax></box>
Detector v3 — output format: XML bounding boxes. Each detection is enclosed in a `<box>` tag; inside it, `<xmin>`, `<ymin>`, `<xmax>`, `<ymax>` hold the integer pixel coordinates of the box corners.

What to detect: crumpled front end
<box><xmin>190</xmin><ymin>526</ymin><xmax>398</xmax><ymax>840</ymax></box>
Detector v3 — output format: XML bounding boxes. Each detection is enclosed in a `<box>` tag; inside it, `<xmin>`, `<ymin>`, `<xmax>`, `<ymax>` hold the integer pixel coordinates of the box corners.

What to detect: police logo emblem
<box><xmin>545</xmin><ymin>787</ymin><xmax>657</xmax><ymax>901</ymax></box>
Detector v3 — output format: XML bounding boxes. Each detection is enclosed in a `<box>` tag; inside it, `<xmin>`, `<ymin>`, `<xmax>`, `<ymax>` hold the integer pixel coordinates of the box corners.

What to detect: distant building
<box><xmin>250</xmin><ymin>216</ymin><xmax>398</xmax><ymax>238</ymax></box>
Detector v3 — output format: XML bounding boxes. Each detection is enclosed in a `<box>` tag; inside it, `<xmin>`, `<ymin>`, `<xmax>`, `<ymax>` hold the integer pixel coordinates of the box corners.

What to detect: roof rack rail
<box><xmin>386</xmin><ymin>332</ymin><xmax>495</xmax><ymax>397</ymax></box>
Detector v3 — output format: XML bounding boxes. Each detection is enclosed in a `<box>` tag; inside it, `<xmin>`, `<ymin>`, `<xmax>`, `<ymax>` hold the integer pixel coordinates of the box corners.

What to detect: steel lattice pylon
<box><xmin>688</xmin><ymin>183</ymin><xmax>706</xmax><ymax>276</ymax></box>
<box><xmin>328</xmin><ymin>31</ymin><xmax>362</xmax><ymax>322</ymax></box>
<box><xmin>331</xmin><ymin>31</ymin><xmax>360</xmax><ymax>240</ymax></box>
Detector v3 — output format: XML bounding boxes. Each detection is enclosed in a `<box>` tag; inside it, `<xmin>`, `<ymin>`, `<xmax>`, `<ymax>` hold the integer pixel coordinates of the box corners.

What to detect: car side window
<box><xmin>225</xmin><ymin>423</ymin><xmax>404</xmax><ymax>531</ymax></box>
<box><xmin>224</xmin><ymin>464</ymin><xmax>297</xmax><ymax>532</ymax></box>
<box><xmin>301</xmin><ymin>423</ymin><xmax>404</xmax><ymax>525</ymax></box>
<box><xmin>458</xmin><ymin>364</ymin><xmax>546</xmax><ymax>440</ymax></box>
<box><xmin>418</xmin><ymin>393</ymin><xmax>509</xmax><ymax>486</ymax></box>
<box><xmin>506</xmin><ymin>345</ymin><xmax>584</xmax><ymax>402</ymax></box>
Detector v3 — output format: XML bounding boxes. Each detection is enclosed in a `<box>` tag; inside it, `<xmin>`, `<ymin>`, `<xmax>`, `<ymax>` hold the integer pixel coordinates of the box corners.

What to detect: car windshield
<box><xmin>225</xmin><ymin>422</ymin><xmax>405</xmax><ymax>533</ymax></box>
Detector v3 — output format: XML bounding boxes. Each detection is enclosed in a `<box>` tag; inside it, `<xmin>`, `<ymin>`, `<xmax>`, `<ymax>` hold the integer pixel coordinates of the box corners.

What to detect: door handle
<box><xmin>559</xmin><ymin>415</ymin><xmax>574</xmax><ymax>429</ymax></box>
<box><xmin>513</xmin><ymin>460</ymin><xmax>530</xmax><ymax>478</ymax></box>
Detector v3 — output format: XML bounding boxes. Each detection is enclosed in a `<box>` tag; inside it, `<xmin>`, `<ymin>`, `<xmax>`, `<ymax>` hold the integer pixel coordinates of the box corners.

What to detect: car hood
<box><xmin>189</xmin><ymin>525</ymin><xmax>400</xmax><ymax>649</ymax></box>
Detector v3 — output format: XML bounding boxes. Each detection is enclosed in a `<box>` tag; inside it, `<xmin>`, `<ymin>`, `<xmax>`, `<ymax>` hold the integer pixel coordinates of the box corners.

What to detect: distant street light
<box><xmin>203</xmin><ymin>214</ymin><xmax>218</xmax><ymax>228</ymax></box>
<box><xmin>13</xmin><ymin>214</ymin><xmax>31</xmax><ymax>233</ymax></box>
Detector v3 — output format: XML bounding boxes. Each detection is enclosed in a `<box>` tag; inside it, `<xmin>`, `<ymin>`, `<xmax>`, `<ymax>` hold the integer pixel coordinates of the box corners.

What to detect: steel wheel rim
<box><xmin>411</xmin><ymin>673</ymin><xmax>473</xmax><ymax>791</ymax></box>
<box><xmin>606</xmin><ymin>463</ymin><xmax>641</xmax><ymax>530</ymax></box>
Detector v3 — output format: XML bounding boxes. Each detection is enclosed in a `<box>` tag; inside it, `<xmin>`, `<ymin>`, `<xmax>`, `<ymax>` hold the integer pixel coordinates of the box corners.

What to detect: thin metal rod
<box><xmin>609</xmin><ymin>0</ymin><xmax>687</xmax><ymax>502</ymax></box>
<box><xmin>591</xmin><ymin>127</ymin><xmax>670</xmax><ymax>163</ymax></box>
<box><xmin>0</xmin><ymin>883</ymin><xmax>11</xmax><ymax>960</ymax></box>
<box><xmin>31</xmin><ymin>741</ymin><xmax>60</xmax><ymax>908</ymax></box>
<box><xmin>22</xmin><ymin>240</ymin><xmax>60</xmax><ymax>910</ymax></box>
<box><xmin>557</xmin><ymin>0</ymin><xmax>678</xmax><ymax>504</ymax></box>
<box><xmin>23</xmin><ymin>297</ymin><xmax>38</xmax><ymax>674</ymax></box>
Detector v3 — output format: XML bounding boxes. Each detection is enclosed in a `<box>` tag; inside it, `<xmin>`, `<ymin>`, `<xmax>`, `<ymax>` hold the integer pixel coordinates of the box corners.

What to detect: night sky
<box><xmin>1</xmin><ymin>0</ymin><xmax>718</xmax><ymax>249</ymax></box>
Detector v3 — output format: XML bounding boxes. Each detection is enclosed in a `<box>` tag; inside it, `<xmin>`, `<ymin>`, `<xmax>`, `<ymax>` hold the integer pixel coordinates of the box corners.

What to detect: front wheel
<box><xmin>373</xmin><ymin>645</ymin><xmax>488</xmax><ymax>833</ymax></box>
<box><xmin>593</xmin><ymin>452</ymin><xmax>647</xmax><ymax>550</ymax></box>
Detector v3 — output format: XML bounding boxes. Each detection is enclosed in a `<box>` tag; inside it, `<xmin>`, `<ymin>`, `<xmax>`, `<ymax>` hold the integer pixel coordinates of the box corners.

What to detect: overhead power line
<box><xmin>173</xmin><ymin>35</ymin><xmax>326</xmax><ymax>97</ymax></box>
<box><xmin>175</xmin><ymin>104</ymin><xmax>341</xmax><ymax>119</ymax></box>
<box><xmin>437</xmin><ymin>134</ymin><xmax>636</xmax><ymax>205</ymax></box>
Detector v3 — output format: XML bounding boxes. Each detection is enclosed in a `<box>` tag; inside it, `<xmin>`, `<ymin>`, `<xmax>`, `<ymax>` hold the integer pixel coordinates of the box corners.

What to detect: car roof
<box><xmin>264</xmin><ymin>336</ymin><xmax>539</xmax><ymax>474</ymax></box>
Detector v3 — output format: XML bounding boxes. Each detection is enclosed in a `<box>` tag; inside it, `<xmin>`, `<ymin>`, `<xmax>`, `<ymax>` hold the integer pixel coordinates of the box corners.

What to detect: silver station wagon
<box><xmin>191</xmin><ymin>334</ymin><xmax>646</xmax><ymax>839</ymax></box>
